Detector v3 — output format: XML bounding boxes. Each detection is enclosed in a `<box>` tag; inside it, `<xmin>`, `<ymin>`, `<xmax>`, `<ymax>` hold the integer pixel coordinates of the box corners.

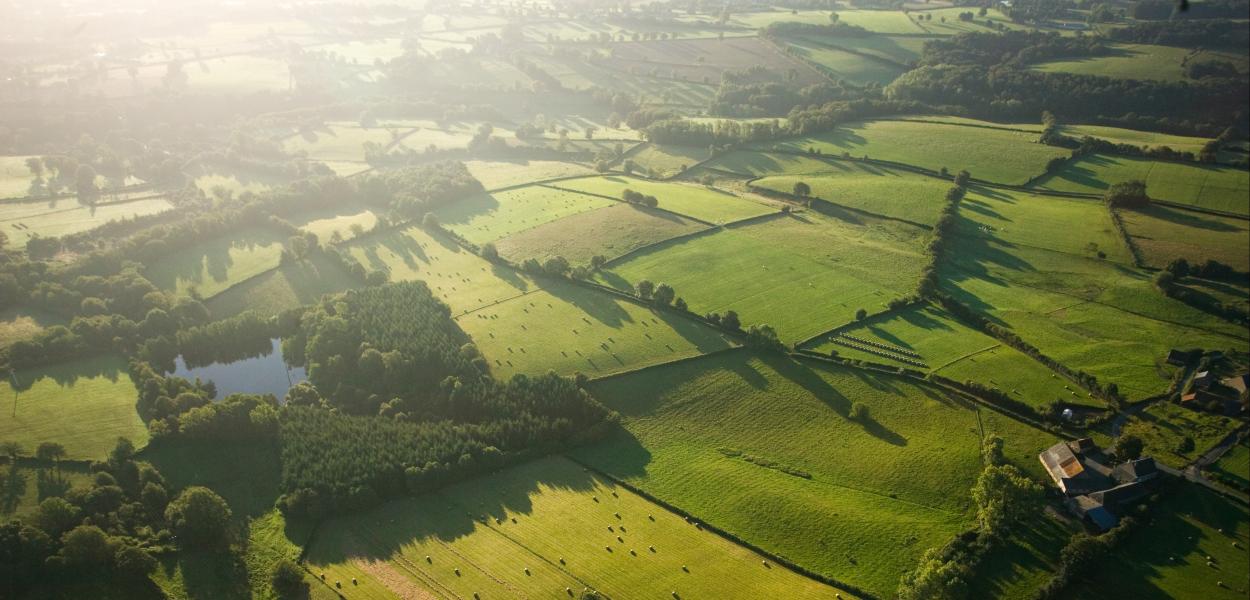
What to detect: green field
<box><xmin>0</xmin><ymin>356</ymin><xmax>147</xmax><ymax>460</ymax></box>
<box><xmin>1035</xmin><ymin>154</ymin><xmax>1250</xmax><ymax>215</ymax></box>
<box><xmin>804</xmin><ymin>304</ymin><xmax>1101</xmax><ymax>409</ymax></box>
<box><xmin>958</xmin><ymin>187</ymin><xmax>1133</xmax><ymax>264</ymax></box>
<box><xmin>1070</xmin><ymin>482</ymin><xmax>1249</xmax><ymax>599</ymax></box>
<box><xmin>762</xmin><ymin>120</ymin><xmax>1067</xmax><ymax>185</ymax></box>
<box><xmin>204</xmin><ymin>252</ymin><xmax>360</xmax><ymax>319</ymax></box>
<box><xmin>463</xmin><ymin>159</ymin><xmax>595</xmax><ymax>190</ymax></box>
<box><xmin>1</xmin><ymin>195</ymin><xmax>174</xmax><ymax>248</ymax></box>
<box><xmin>1119</xmin><ymin>205</ymin><xmax>1250</xmax><ymax>271</ymax></box>
<box><xmin>189</xmin><ymin>163</ymin><xmax>292</xmax><ymax>198</ymax></box>
<box><xmin>307</xmin><ymin>455</ymin><xmax>854</xmax><ymax>600</ymax></box>
<box><xmin>0</xmin><ymin>156</ymin><xmax>42</xmax><ymax>199</ymax></box>
<box><xmin>494</xmin><ymin>203</ymin><xmax>708</xmax><ymax>265</ymax></box>
<box><xmin>0</xmin><ymin>464</ymin><xmax>94</xmax><ymax>521</ymax></box>
<box><xmin>144</xmin><ymin>227</ymin><xmax>287</xmax><ymax>298</ymax></box>
<box><xmin>1207</xmin><ymin>437</ymin><xmax>1249</xmax><ymax>490</ymax></box>
<box><xmin>596</xmin><ymin>211</ymin><xmax>927</xmax><ymax>341</ymax></box>
<box><xmin>967</xmin><ymin>509</ymin><xmax>1075</xmax><ymax>600</ymax></box>
<box><xmin>752</xmin><ymin>161</ymin><xmax>954</xmax><ymax>225</ymax></box>
<box><xmin>551</xmin><ymin>176</ymin><xmax>778</xmax><ymax>223</ymax></box>
<box><xmin>289</xmin><ymin>206</ymin><xmax>378</xmax><ymax>243</ymax></box>
<box><xmin>284</xmin><ymin>124</ymin><xmax>402</xmax><ymax>162</ymax></box>
<box><xmin>574</xmin><ymin>351</ymin><xmax>1058</xmax><ymax>597</ymax></box>
<box><xmin>435</xmin><ymin>185</ymin><xmax>614</xmax><ymax>245</ymax></box>
<box><xmin>1033</xmin><ymin>43</ymin><xmax>1195</xmax><ymax>82</ymax></box>
<box><xmin>703</xmin><ymin>150</ymin><xmax>843</xmax><ymax>178</ymax></box>
<box><xmin>456</xmin><ymin>284</ymin><xmax>734</xmax><ymax>379</ymax></box>
<box><xmin>783</xmin><ymin>38</ymin><xmax>907</xmax><ymax>85</ymax></box>
<box><xmin>1061</xmin><ymin>125</ymin><xmax>1214</xmax><ymax>155</ymax></box>
<box><xmin>0</xmin><ymin>307</ymin><xmax>64</xmax><ymax>348</ymax></box>
<box><xmin>627</xmin><ymin>144</ymin><xmax>711</xmax><ymax>178</ymax></box>
<box><xmin>1123</xmin><ymin>401</ymin><xmax>1240</xmax><ymax>468</ymax></box>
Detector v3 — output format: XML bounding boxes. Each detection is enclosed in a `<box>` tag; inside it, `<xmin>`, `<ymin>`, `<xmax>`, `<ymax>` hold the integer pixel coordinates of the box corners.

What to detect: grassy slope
<box><xmin>0</xmin><ymin>155</ymin><xmax>39</xmax><ymax>199</ymax></box>
<box><xmin>958</xmin><ymin>186</ymin><xmax>1133</xmax><ymax>264</ymax></box>
<box><xmin>435</xmin><ymin>185</ymin><xmax>614</xmax><ymax>245</ymax></box>
<box><xmin>291</xmin><ymin>207</ymin><xmax>379</xmax><ymax>244</ymax></box>
<box><xmin>1060</xmin><ymin>125</ymin><xmax>1213</xmax><ymax>155</ymax></box>
<box><xmin>552</xmin><ymin>176</ymin><xmax>777</xmax><ymax>223</ymax></box>
<box><xmin>628</xmin><ymin>144</ymin><xmax>712</xmax><ymax>177</ymax></box>
<box><xmin>783</xmin><ymin>38</ymin><xmax>907</xmax><ymax>85</ymax></box>
<box><xmin>703</xmin><ymin>151</ymin><xmax>844</xmax><ymax>177</ymax></box>
<box><xmin>144</xmin><ymin>227</ymin><xmax>287</xmax><ymax>298</ymax></box>
<box><xmin>1</xmin><ymin>355</ymin><xmax>147</xmax><ymax>460</ymax></box>
<box><xmin>1122</xmin><ymin>401</ymin><xmax>1240</xmax><ymax>469</ymax></box>
<box><xmin>762</xmin><ymin>120</ymin><xmax>1066</xmax><ymax>185</ymax></box>
<box><xmin>1207</xmin><ymin>437</ymin><xmax>1249</xmax><ymax>489</ymax></box>
<box><xmin>493</xmin><ymin>203</ymin><xmax>708</xmax><ymax>265</ymax></box>
<box><xmin>306</xmin><ymin>456</ymin><xmax>854</xmax><ymax>600</ymax></box>
<box><xmin>463</xmin><ymin>159</ymin><xmax>595</xmax><ymax>190</ymax></box>
<box><xmin>596</xmin><ymin>211</ymin><xmax>927</xmax><ymax>341</ymax></box>
<box><xmin>1032</xmin><ymin>43</ymin><xmax>1192</xmax><ymax>82</ymax></box>
<box><xmin>753</xmin><ymin>161</ymin><xmax>954</xmax><ymax>226</ymax></box>
<box><xmin>804</xmin><ymin>304</ymin><xmax>1101</xmax><ymax>409</ymax></box>
<box><xmin>1035</xmin><ymin>154</ymin><xmax>1250</xmax><ymax>216</ymax></box>
<box><xmin>574</xmin><ymin>351</ymin><xmax>1058</xmax><ymax>598</ymax></box>
<box><xmin>1119</xmin><ymin>205</ymin><xmax>1250</xmax><ymax>271</ymax></box>
<box><xmin>204</xmin><ymin>253</ymin><xmax>360</xmax><ymax>319</ymax></box>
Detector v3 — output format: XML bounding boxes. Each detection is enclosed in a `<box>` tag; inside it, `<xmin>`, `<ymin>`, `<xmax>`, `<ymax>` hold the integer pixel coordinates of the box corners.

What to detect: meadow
<box><xmin>1032</xmin><ymin>43</ymin><xmax>1197</xmax><ymax>82</ymax></box>
<box><xmin>782</xmin><ymin>38</ymin><xmax>908</xmax><ymax>85</ymax></box>
<box><xmin>463</xmin><ymin>159</ymin><xmax>594</xmax><ymax>190</ymax></box>
<box><xmin>0</xmin><ymin>355</ymin><xmax>147</xmax><ymax>460</ymax></box>
<box><xmin>284</xmin><ymin>124</ymin><xmax>402</xmax><ymax>162</ymax></box>
<box><xmin>574</xmin><ymin>350</ymin><xmax>1059</xmax><ymax>598</ymax></box>
<box><xmin>289</xmin><ymin>205</ymin><xmax>379</xmax><ymax>243</ymax></box>
<box><xmin>1</xmin><ymin>195</ymin><xmax>175</xmax><ymax>248</ymax></box>
<box><xmin>0</xmin><ymin>306</ymin><xmax>64</xmax><ymax>348</ymax></box>
<box><xmin>803</xmin><ymin>304</ymin><xmax>1101</xmax><ymax>409</ymax></box>
<box><xmin>1119</xmin><ymin>205</ymin><xmax>1250</xmax><ymax>271</ymax></box>
<box><xmin>189</xmin><ymin>163</ymin><xmax>293</xmax><ymax>198</ymax></box>
<box><xmin>306</xmin><ymin>456</ymin><xmax>854</xmax><ymax>600</ymax></box>
<box><xmin>493</xmin><ymin>203</ymin><xmax>708</xmax><ymax>265</ymax></box>
<box><xmin>626</xmin><ymin>144</ymin><xmax>711</xmax><ymax>178</ymax></box>
<box><xmin>1070</xmin><ymin>483</ymin><xmax>1249</xmax><ymax>599</ymax></box>
<box><xmin>701</xmin><ymin>151</ymin><xmax>844</xmax><ymax>177</ymax></box>
<box><xmin>596</xmin><ymin>211</ymin><xmax>927</xmax><ymax>341</ymax></box>
<box><xmin>456</xmin><ymin>282</ymin><xmax>734</xmax><ymax>379</ymax></box>
<box><xmin>551</xmin><ymin>176</ymin><xmax>778</xmax><ymax>223</ymax></box>
<box><xmin>762</xmin><ymin>120</ymin><xmax>1067</xmax><ymax>185</ymax></box>
<box><xmin>1035</xmin><ymin>154</ymin><xmax>1250</xmax><ymax>215</ymax></box>
<box><xmin>435</xmin><ymin>185</ymin><xmax>614</xmax><ymax>245</ymax></box>
<box><xmin>957</xmin><ymin>187</ymin><xmax>1133</xmax><ymax>264</ymax></box>
<box><xmin>966</xmin><ymin>510</ymin><xmax>1076</xmax><ymax>600</ymax></box>
<box><xmin>144</xmin><ymin>226</ymin><xmax>287</xmax><ymax>298</ymax></box>
<box><xmin>751</xmin><ymin>161</ymin><xmax>955</xmax><ymax>225</ymax></box>
<box><xmin>203</xmin><ymin>253</ymin><xmax>359</xmax><ymax>319</ymax></box>
<box><xmin>1060</xmin><ymin>125</ymin><xmax>1214</xmax><ymax>155</ymax></box>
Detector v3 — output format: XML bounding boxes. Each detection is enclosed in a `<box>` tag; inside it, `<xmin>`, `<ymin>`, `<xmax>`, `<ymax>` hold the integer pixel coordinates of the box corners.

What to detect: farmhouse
<box><xmin>1192</xmin><ymin>370</ymin><xmax>1215</xmax><ymax>390</ymax></box>
<box><xmin>1222</xmin><ymin>374</ymin><xmax>1248</xmax><ymax>395</ymax></box>
<box><xmin>1039</xmin><ymin>439</ymin><xmax>1161</xmax><ymax>531</ymax></box>
<box><xmin>1165</xmin><ymin>349</ymin><xmax>1197</xmax><ymax>366</ymax></box>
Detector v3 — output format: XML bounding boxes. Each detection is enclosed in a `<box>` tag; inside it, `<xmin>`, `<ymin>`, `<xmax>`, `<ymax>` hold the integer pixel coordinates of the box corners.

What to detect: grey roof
<box><xmin>1090</xmin><ymin>481</ymin><xmax>1153</xmax><ymax>508</ymax></box>
<box><xmin>1039</xmin><ymin>441</ymin><xmax>1112</xmax><ymax>496</ymax></box>
<box><xmin>1113</xmin><ymin>458</ymin><xmax>1159</xmax><ymax>485</ymax></box>
<box><xmin>1071</xmin><ymin>495</ymin><xmax>1118</xmax><ymax>531</ymax></box>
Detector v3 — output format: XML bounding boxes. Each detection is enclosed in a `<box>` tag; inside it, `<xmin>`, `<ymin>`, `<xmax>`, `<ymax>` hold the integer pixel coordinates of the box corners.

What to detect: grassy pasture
<box><xmin>494</xmin><ymin>203</ymin><xmax>708</xmax><ymax>265</ymax></box>
<box><xmin>0</xmin><ymin>464</ymin><xmax>94</xmax><ymax>521</ymax></box>
<box><xmin>893</xmin><ymin>115</ymin><xmax>1044</xmax><ymax>131</ymax></box>
<box><xmin>967</xmin><ymin>510</ymin><xmax>1075</xmax><ymax>600</ymax></box>
<box><xmin>575</xmin><ymin>351</ymin><xmax>1058</xmax><ymax>597</ymax></box>
<box><xmin>436</xmin><ymin>185</ymin><xmax>614</xmax><ymax>245</ymax></box>
<box><xmin>1060</xmin><ymin>125</ymin><xmax>1214</xmax><ymax>155</ymax></box>
<box><xmin>627</xmin><ymin>144</ymin><xmax>711</xmax><ymax>178</ymax></box>
<box><xmin>0</xmin><ymin>355</ymin><xmax>147</xmax><ymax>460</ymax></box>
<box><xmin>290</xmin><ymin>206</ymin><xmax>378</xmax><ymax>243</ymax></box>
<box><xmin>782</xmin><ymin>38</ymin><xmax>907</xmax><ymax>85</ymax></box>
<box><xmin>803</xmin><ymin>304</ymin><xmax>1099</xmax><ymax>409</ymax></box>
<box><xmin>824</xmin><ymin>10</ymin><xmax>926</xmax><ymax>34</ymax></box>
<box><xmin>306</xmin><ymin>455</ymin><xmax>853</xmax><ymax>600</ymax></box>
<box><xmin>204</xmin><ymin>253</ymin><xmax>359</xmax><ymax>319</ymax></box>
<box><xmin>189</xmin><ymin>163</ymin><xmax>293</xmax><ymax>197</ymax></box>
<box><xmin>702</xmin><ymin>150</ymin><xmax>841</xmax><ymax>177</ymax></box>
<box><xmin>144</xmin><ymin>226</ymin><xmax>287</xmax><ymax>298</ymax></box>
<box><xmin>1032</xmin><ymin>43</ymin><xmax>1194</xmax><ymax>81</ymax></box>
<box><xmin>284</xmin><ymin>124</ymin><xmax>400</xmax><ymax>162</ymax></box>
<box><xmin>463</xmin><ymin>159</ymin><xmax>595</xmax><ymax>190</ymax></box>
<box><xmin>528</xmin><ymin>54</ymin><xmax>718</xmax><ymax>107</ymax></box>
<box><xmin>1207</xmin><ymin>437</ymin><xmax>1249</xmax><ymax>490</ymax></box>
<box><xmin>958</xmin><ymin>186</ymin><xmax>1132</xmax><ymax>263</ymax></box>
<box><xmin>806</xmin><ymin>34</ymin><xmax>931</xmax><ymax>66</ymax></box>
<box><xmin>0</xmin><ymin>307</ymin><xmax>65</xmax><ymax>348</ymax></box>
<box><xmin>186</xmin><ymin>55</ymin><xmax>293</xmax><ymax>93</ymax></box>
<box><xmin>1070</xmin><ymin>482</ymin><xmax>1249</xmax><ymax>600</ymax></box>
<box><xmin>456</xmin><ymin>283</ymin><xmax>734</xmax><ymax>379</ymax></box>
<box><xmin>1</xmin><ymin>195</ymin><xmax>174</xmax><ymax>248</ymax></box>
<box><xmin>1119</xmin><ymin>205</ymin><xmax>1250</xmax><ymax>271</ymax></box>
<box><xmin>1035</xmin><ymin>154</ymin><xmax>1250</xmax><ymax>215</ymax></box>
<box><xmin>0</xmin><ymin>156</ymin><xmax>42</xmax><ymax>199</ymax></box>
<box><xmin>551</xmin><ymin>175</ymin><xmax>777</xmax><ymax>223</ymax></box>
<box><xmin>752</xmin><ymin>161</ymin><xmax>953</xmax><ymax>225</ymax></box>
<box><xmin>596</xmin><ymin>211</ymin><xmax>928</xmax><ymax>341</ymax></box>
<box><xmin>597</xmin><ymin>37</ymin><xmax>825</xmax><ymax>88</ymax></box>
<box><xmin>762</xmin><ymin>120</ymin><xmax>1066</xmax><ymax>185</ymax></box>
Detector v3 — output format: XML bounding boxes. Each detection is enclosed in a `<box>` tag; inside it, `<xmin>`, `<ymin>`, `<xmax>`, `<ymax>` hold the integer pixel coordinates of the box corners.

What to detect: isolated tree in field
<box><xmin>590</xmin><ymin>255</ymin><xmax>607</xmax><ymax>270</ymax></box>
<box><xmin>480</xmin><ymin>242</ymin><xmax>499</xmax><ymax>261</ymax></box>
<box><xmin>972</xmin><ymin>464</ymin><xmax>1041</xmax><ymax>536</ymax></box>
<box><xmin>675</xmin><ymin>297</ymin><xmax>688</xmax><ymax>311</ymax></box>
<box><xmin>855</xmin><ymin>308</ymin><xmax>868</xmax><ymax>320</ymax></box>
<box><xmin>722</xmin><ymin>310</ymin><xmax>741</xmax><ymax>330</ymax></box>
<box><xmin>792</xmin><ymin>181</ymin><xmax>811</xmax><ymax>197</ymax></box>
<box><xmin>1103</xmin><ymin>180</ymin><xmax>1149</xmax><ymax>208</ymax></box>
<box><xmin>543</xmin><ymin>255</ymin><xmax>571</xmax><ymax>277</ymax></box>
<box><xmin>829</xmin><ymin>12</ymin><xmax>839</xmax><ymax>23</ymax></box>
<box><xmin>636</xmin><ymin>279</ymin><xmax>655</xmax><ymax>299</ymax></box>
<box><xmin>652</xmin><ymin>283</ymin><xmax>675</xmax><ymax>306</ymax></box>
<box><xmin>1153</xmin><ymin>271</ymin><xmax>1175</xmax><ymax>294</ymax></box>
<box><xmin>272</xmin><ymin>559</ymin><xmax>309</xmax><ymax>599</ymax></box>
<box><xmin>1112</xmin><ymin>433</ymin><xmax>1144</xmax><ymax>461</ymax></box>
<box><xmin>165</xmin><ymin>486</ymin><xmax>233</xmax><ymax>549</ymax></box>
<box><xmin>953</xmin><ymin>170</ymin><xmax>971</xmax><ymax>187</ymax></box>
<box><xmin>75</xmin><ymin>164</ymin><xmax>98</xmax><ymax>201</ymax></box>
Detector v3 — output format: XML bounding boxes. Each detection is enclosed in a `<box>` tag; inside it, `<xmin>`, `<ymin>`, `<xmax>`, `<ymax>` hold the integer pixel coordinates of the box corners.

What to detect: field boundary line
<box><xmin>585</xmin><ymin>345</ymin><xmax>746</xmax><ymax>383</ymax></box>
<box><xmin>599</xmin><ymin>222</ymin><xmax>720</xmax><ymax>268</ymax></box>
<box><xmin>930</xmin><ymin>343</ymin><xmax>1001</xmax><ymax>374</ymax></box>
<box><xmin>882</xmin><ymin>117</ymin><xmax>1043</xmax><ymax>135</ymax></box>
<box><xmin>563</xmin><ymin>453</ymin><xmax>879</xmax><ymax>600</ymax></box>
<box><xmin>746</xmin><ymin>178</ymin><xmax>935</xmax><ymax>230</ymax></box>
<box><xmin>539</xmin><ymin>182</ymin><xmax>720</xmax><ymax>227</ymax></box>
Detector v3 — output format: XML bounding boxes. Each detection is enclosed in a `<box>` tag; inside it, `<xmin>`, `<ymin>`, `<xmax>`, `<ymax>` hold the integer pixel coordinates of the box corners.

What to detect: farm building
<box><xmin>1039</xmin><ymin>439</ymin><xmax>1161</xmax><ymax>531</ymax></box>
<box><xmin>1221</xmin><ymin>374</ymin><xmax>1248</xmax><ymax>395</ymax></box>
<box><xmin>1165</xmin><ymin>349</ymin><xmax>1198</xmax><ymax>366</ymax></box>
<box><xmin>1192</xmin><ymin>371</ymin><xmax>1215</xmax><ymax>389</ymax></box>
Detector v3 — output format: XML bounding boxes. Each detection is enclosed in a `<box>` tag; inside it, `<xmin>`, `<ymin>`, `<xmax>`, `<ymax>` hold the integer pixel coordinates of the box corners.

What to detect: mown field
<box><xmin>1119</xmin><ymin>205</ymin><xmax>1250</xmax><ymax>271</ymax></box>
<box><xmin>552</xmin><ymin>176</ymin><xmax>778</xmax><ymax>224</ymax></box>
<box><xmin>1</xmin><ymin>195</ymin><xmax>174</xmax><ymax>248</ymax></box>
<box><xmin>1035</xmin><ymin>154</ymin><xmax>1250</xmax><ymax>215</ymax></box>
<box><xmin>1060</xmin><ymin>125</ymin><xmax>1214</xmax><ymax>155</ymax></box>
<box><xmin>574</xmin><ymin>351</ymin><xmax>1058</xmax><ymax>598</ymax></box>
<box><xmin>455</xmin><ymin>283</ymin><xmax>734</xmax><ymax>379</ymax></box>
<box><xmin>957</xmin><ymin>187</ymin><xmax>1133</xmax><ymax>264</ymax></box>
<box><xmin>493</xmin><ymin>203</ymin><xmax>708</xmax><ymax>265</ymax></box>
<box><xmin>596</xmin><ymin>211</ymin><xmax>927</xmax><ymax>341</ymax></box>
<box><xmin>144</xmin><ymin>226</ymin><xmax>287</xmax><ymax>298</ymax></box>
<box><xmin>782</xmin><ymin>38</ymin><xmax>907</xmax><ymax>85</ymax></box>
<box><xmin>762</xmin><ymin>120</ymin><xmax>1067</xmax><ymax>185</ymax></box>
<box><xmin>463</xmin><ymin>159</ymin><xmax>595</xmax><ymax>190</ymax></box>
<box><xmin>803</xmin><ymin>304</ymin><xmax>1101</xmax><ymax>409</ymax></box>
<box><xmin>435</xmin><ymin>185</ymin><xmax>613</xmax><ymax>245</ymax></box>
<box><xmin>306</xmin><ymin>456</ymin><xmax>854</xmax><ymax>600</ymax></box>
<box><xmin>1070</xmin><ymin>482</ymin><xmax>1249</xmax><ymax>599</ymax></box>
<box><xmin>204</xmin><ymin>253</ymin><xmax>359</xmax><ymax>319</ymax></box>
<box><xmin>1</xmin><ymin>355</ymin><xmax>147</xmax><ymax>460</ymax></box>
<box><xmin>702</xmin><ymin>150</ymin><xmax>844</xmax><ymax>178</ymax></box>
<box><xmin>0</xmin><ymin>307</ymin><xmax>65</xmax><ymax>348</ymax></box>
<box><xmin>752</xmin><ymin>161</ymin><xmax>954</xmax><ymax>225</ymax></box>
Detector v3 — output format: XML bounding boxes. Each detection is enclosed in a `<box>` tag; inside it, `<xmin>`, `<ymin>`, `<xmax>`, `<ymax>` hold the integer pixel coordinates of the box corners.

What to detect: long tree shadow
<box><xmin>1134</xmin><ymin>204</ymin><xmax>1244</xmax><ymax>233</ymax></box>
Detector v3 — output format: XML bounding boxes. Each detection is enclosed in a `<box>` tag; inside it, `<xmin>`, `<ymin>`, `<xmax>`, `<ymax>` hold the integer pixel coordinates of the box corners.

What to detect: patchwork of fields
<box><xmin>751</xmin><ymin>160</ymin><xmax>955</xmax><ymax>225</ymax></box>
<box><xmin>551</xmin><ymin>176</ymin><xmax>779</xmax><ymax>223</ymax></box>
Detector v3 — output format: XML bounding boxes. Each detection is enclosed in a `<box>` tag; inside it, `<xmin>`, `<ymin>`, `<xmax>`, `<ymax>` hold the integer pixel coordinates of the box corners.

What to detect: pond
<box><xmin>169</xmin><ymin>338</ymin><xmax>306</xmax><ymax>400</ymax></box>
